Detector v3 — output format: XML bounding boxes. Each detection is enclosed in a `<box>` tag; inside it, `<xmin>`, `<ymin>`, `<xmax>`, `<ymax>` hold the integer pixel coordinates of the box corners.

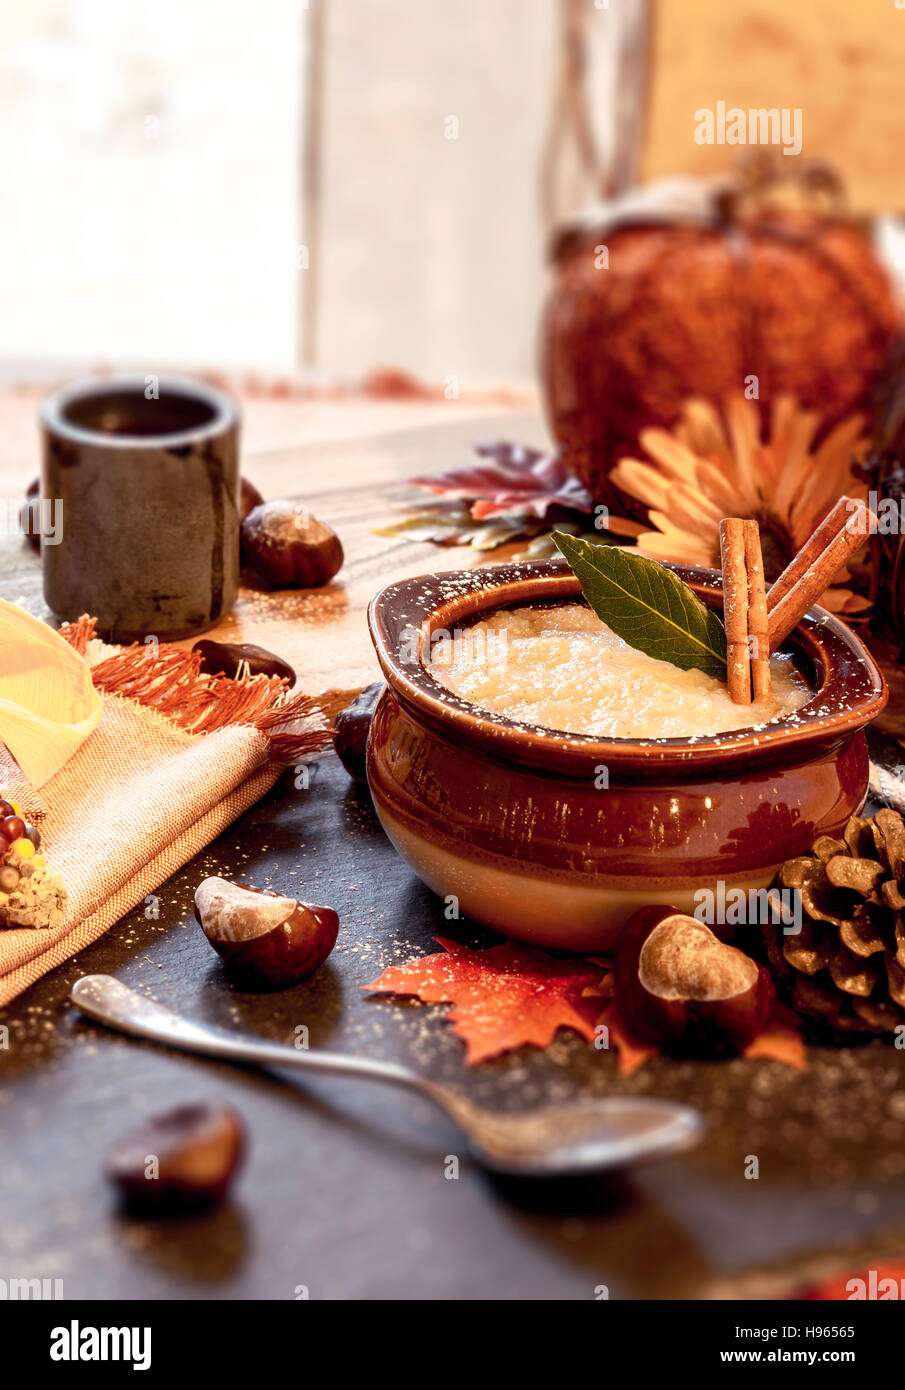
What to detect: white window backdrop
<box><xmin>0</xmin><ymin>0</ymin><xmax>640</xmax><ymax>385</ymax></box>
<box><xmin>0</xmin><ymin>0</ymin><xmax>304</xmax><ymax>373</ymax></box>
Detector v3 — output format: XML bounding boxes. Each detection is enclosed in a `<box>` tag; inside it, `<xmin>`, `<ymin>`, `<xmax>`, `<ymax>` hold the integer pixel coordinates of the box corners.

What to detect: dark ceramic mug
<box><xmin>40</xmin><ymin>375</ymin><xmax>240</xmax><ymax>642</ymax></box>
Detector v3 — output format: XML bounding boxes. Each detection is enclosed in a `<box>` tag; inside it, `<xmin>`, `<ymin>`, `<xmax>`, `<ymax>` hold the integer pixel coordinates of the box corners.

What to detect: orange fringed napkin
<box><xmin>0</xmin><ymin>617</ymin><xmax>331</xmax><ymax>1006</ymax></box>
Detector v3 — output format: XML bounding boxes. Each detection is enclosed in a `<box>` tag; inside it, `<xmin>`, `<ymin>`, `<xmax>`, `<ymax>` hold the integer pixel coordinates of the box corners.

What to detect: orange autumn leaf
<box><xmin>363</xmin><ymin>937</ymin><xmax>610</xmax><ymax>1065</ymax></box>
<box><xmin>598</xmin><ymin>1003</ymin><xmax>657</xmax><ymax>1076</ymax></box>
<box><xmin>743</xmin><ymin>1004</ymin><xmax>806</xmax><ymax>1070</ymax></box>
<box><xmin>602</xmin><ymin>1000</ymin><xmax>805</xmax><ymax>1074</ymax></box>
<box><xmin>796</xmin><ymin>1262</ymin><xmax>905</xmax><ymax>1300</ymax></box>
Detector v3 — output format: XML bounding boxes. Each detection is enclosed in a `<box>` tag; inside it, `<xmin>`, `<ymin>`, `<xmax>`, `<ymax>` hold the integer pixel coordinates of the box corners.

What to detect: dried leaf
<box><xmin>602</xmin><ymin>998</ymin><xmax>805</xmax><ymax>1072</ymax></box>
<box><xmin>516</xmin><ymin>525</ymin><xmax>608</xmax><ymax>560</ymax></box>
<box><xmin>365</xmin><ymin>935</ymin><xmax>806</xmax><ymax>1073</ymax></box>
<box><xmin>373</xmin><ymin>506</ymin><xmax>546</xmax><ymax>550</ymax></box>
<box><xmin>552</xmin><ymin>533</ymin><xmax>728</xmax><ymax>677</ymax></box>
<box><xmin>408</xmin><ymin>440</ymin><xmax>594</xmax><ymax>521</ymax></box>
<box><xmin>796</xmin><ymin>1261</ymin><xmax>905</xmax><ymax>1300</ymax></box>
<box><xmin>363</xmin><ymin>937</ymin><xmax>609</xmax><ymax>1065</ymax></box>
<box><xmin>598</xmin><ymin>1003</ymin><xmax>657</xmax><ymax>1076</ymax></box>
<box><xmin>742</xmin><ymin>1006</ymin><xmax>807</xmax><ymax>1069</ymax></box>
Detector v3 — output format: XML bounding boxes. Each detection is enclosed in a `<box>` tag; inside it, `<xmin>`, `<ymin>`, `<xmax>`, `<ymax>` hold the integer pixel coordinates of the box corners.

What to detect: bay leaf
<box><xmin>552</xmin><ymin>532</ymin><xmax>727</xmax><ymax>678</ymax></box>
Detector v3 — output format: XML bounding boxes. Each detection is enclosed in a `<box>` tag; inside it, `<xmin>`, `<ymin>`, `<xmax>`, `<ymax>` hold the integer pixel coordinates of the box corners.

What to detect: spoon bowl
<box><xmin>434</xmin><ymin>1090</ymin><xmax>703</xmax><ymax>1176</ymax></box>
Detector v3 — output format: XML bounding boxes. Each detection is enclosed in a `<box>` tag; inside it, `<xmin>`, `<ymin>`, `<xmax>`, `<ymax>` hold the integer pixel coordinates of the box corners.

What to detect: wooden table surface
<box><xmin>2</xmin><ymin>392</ymin><xmax>905</xmax><ymax>1301</ymax></box>
<box><xmin>0</xmin><ymin>385</ymin><xmax>540</xmax><ymax>691</ymax></box>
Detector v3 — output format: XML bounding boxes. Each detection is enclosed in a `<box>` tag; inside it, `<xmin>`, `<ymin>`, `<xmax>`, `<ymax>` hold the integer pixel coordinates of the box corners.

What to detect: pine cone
<box><xmin>766</xmin><ymin>811</ymin><xmax>905</xmax><ymax>1035</ymax></box>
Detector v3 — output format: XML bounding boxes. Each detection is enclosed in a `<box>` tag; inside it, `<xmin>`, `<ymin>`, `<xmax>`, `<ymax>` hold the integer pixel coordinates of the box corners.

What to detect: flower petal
<box><xmin>610</xmin><ymin>458</ymin><xmax>673</xmax><ymax>511</ymax></box>
<box><xmin>635</xmin><ymin>532</ymin><xmax>715</xmax><ymax>566</ymax></box>
<box><xmin>724</xmin><ymin>395</ymin><xmax>763</xmax><ymax>511</ymax></box>
<box><xmin>636</xmin><ymin>428</ymin><xmax>707</xmax><ymax>483</ymax></box>
<box><xmin>678</xmin><ymin>399</ymin><xmax>731</xmax><ymax>463</ymax></box>
<box><xmin>602</xmin><ymin>514</ymin><xmax>646</xmax><ymax>538</ymax></box>
<box><xmin>773</xmin><ymin>404</ymin><xmax>822</xmax><ymax>518</ymax></box>
<box><xmin>648</xmin><ymin>484</ymin><xmax>723</xmax><ymax>535</ymax></box>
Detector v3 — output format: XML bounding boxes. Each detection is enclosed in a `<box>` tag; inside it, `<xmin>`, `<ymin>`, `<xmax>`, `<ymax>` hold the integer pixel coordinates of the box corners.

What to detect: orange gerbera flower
<box><xmin>609</xmin><ymin>394</ymin><xmax>872</xmax><ymax>616</ymax></box>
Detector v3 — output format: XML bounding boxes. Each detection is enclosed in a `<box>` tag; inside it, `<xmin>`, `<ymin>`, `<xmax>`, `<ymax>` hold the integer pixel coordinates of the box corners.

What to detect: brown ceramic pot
<box><xmin>366</xmin><ymin>560</ymin><xmax>886</xmax><ymax>952</ymax></box>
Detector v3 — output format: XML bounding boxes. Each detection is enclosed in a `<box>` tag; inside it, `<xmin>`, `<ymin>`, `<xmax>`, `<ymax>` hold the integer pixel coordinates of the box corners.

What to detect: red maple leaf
<box><xmin>363</xmin><ymin>937</ymin><xmax>610</xmax><ymax>1065</ymax></box>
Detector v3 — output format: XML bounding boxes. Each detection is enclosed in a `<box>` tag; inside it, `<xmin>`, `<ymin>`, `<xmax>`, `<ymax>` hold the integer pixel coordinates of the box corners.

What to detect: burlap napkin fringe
<box><xmin>0</xmin><ymin>616</ymin><xmax>336</xmax><ymax>1003</ymax></box>
<box><xmin>58</xmin><ymin>614</ymin><xmax>333</xmax><ymax>763</ymax></box>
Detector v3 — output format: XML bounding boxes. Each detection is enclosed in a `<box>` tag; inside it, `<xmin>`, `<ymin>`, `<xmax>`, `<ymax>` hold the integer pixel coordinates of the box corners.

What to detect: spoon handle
<box><xmin>70</xmin><ymin>974</ymin><xmax>424</xmax><ymax>1093</ymax></box>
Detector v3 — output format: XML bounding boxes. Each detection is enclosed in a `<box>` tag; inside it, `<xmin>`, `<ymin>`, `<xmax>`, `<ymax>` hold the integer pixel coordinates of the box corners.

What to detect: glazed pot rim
<box><xmin>368</xmin><ymin>559</ymin><xmax>886</xmax><ymax>774</ymax></box>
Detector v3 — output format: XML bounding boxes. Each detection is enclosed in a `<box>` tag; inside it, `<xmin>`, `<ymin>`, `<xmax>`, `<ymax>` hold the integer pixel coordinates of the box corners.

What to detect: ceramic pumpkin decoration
<box><xmin>541</xmin><ymin>168</ymin><xmax>900</xmax><ymax>507</ymax></box>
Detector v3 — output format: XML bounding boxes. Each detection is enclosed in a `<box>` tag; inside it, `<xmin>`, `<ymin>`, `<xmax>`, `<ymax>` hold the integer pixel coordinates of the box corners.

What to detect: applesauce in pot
<box><xmin>429</xmin><ymin>603</ymin><xmax>810</xmax><ymax>740</ymax></box>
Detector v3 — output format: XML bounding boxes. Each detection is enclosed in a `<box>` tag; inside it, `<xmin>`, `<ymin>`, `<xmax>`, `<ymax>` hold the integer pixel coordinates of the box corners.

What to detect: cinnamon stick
<box><xmin>743</xmin><ymin>520</ymin><xmax>771</xmax><ymax>702</ymax></box>
<box><xmin>720</xmin><ymin>518</ymin><xmax>751</xmax><ymax>704</ymax></box>
<box><xmin>767</xmin><ymin>498</ymin><xmax>873</xmax><ymax>651</ymax></box>
<box><xmin>766</xmin><ymin>496</ymin><xmax>853</xmax><ymax>614</ymax></box>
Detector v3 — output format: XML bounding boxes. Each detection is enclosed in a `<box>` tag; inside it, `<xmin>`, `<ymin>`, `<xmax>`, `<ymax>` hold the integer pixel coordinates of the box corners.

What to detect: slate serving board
<box><xmin>3</xmin><ymin>751</ymin><xmax>905</xmax><ymax>1301</ymax></box>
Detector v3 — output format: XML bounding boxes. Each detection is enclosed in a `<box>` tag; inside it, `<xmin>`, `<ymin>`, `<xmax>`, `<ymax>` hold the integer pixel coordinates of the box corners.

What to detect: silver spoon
<box><xmin>70</xmin><ymin>974</ymin><xmax>704</xmax><ymax>1178</ymax></box>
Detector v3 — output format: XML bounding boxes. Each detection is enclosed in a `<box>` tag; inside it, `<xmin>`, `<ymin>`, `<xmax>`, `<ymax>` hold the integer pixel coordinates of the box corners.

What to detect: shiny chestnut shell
<box><xmin>614</xmin><ymin>905</ymin><xmax>774</xmax><ymax>1056</ymax></box>
<box><xmin>21</xmin><ymin>480</ymin><xmax>42</xmax><ymax>552</ymax></box>
<box><xmin>194</xmin><ymin>877</ymin><xmax>338</xmax><ymax>988</ymax></box>
<box><xmin>241</xmin><ymin>501</ymin><xmax>343</xmax><ymax>588</ymax></box>
<box><xmin>239</xmin><ymin>476</ymin><xmax>265</xmax><ymax>524</ymax></box>
<box><xmin>193</xmin><ymin>639</ymin><xmax>295</xmax><ymax>685</ymax></box>
<box><xmin>107</xmin><ymin>1103</ymin><xmax>245</xmax><ymax>1212</ymax></box>
<box><xmin>334</xmin><ymin>681</ymin><xmax>384</xmax><ymax>781</ymax></box>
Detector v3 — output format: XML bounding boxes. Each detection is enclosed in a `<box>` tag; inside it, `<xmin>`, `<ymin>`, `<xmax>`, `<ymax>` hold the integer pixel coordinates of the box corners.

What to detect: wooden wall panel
<box><xmin>641</xmin><ymin>0</ymin><xmax>905</xmax><ymax>213</ymax></box>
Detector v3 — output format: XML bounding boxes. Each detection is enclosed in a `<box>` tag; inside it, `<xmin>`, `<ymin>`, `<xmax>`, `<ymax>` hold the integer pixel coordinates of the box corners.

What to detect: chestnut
<box><xmin>333</xmin><ymin>681</ymin><xmax>384</xmax><ymax>782</ymax></box>
<box><xmin>239</xmin><ymin>476</ymin><xmax>265</xmax><ymax>525</ymax></box>
<box><xmin>192</xmin><ymin>638</ymin><xmax>295</xmax><ymax>686</ymax></box>
<box><xmin>194</xmin><ymin>876</ymin><xmax>338</xmax><ymax>988</ymax></box>
<box><xmin>613</xmin><ymin>906</ymin><xmax>774</xmax><ymax>1055</ymax></box>
<box><xmin>241</xmin><ymin>500</ymin><xmax>343</xmax><ymax>588</ymax></box>
<box><xmin>107</xmin><ymin>1102</ymin><xmax>245</xmax><ymax>1212</ymax></box>
<box><xmin>21</xmin><ymin>480</ymin><xmax>41</xmax><ymax>552</ymax></box>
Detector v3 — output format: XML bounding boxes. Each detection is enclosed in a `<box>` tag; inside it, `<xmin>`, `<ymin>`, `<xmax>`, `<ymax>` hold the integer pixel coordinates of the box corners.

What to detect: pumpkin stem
<box><xmin>715</xmin><ymin>152</ymin><xmax>846</xmax><ymax>226</ymax></box>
